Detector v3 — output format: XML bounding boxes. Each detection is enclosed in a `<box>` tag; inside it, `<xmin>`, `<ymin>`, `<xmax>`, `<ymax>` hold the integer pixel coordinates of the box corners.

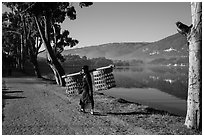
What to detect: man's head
<box><xmin>82</xmin><ymin>65</ymin><xmax>89</xmax><ymax>74</ymax></box>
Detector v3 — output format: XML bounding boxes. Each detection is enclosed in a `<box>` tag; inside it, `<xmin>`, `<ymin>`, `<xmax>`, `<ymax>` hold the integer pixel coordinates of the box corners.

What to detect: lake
<box><xmin>43</xmin><ymin>65</ymin><xmax>188</xmax><ymax>116</ymax></box>
<box><xmin>103</xmin><ymin>66</ymin><xmax>188</xmax><ymax>116</ymax></box>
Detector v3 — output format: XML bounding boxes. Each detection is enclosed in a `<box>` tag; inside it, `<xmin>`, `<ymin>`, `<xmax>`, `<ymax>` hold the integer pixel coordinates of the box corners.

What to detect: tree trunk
<box><xmin>48</xmin><ymin>59</ymin><xmax>64</xmax><ymax>85</ymax></box>
<box><xmin>34</xmin><ymin>16</ymin><xmax>66</xmax><ymax>86</ymax></box>
<box><xmin>185</xmin><ymin>2</ymin><xmax>202</xmax><ymax>130</ymax></box>
<box><xmin>20</xmin><ymin>34</ymin><xmax>24</xmax><ymax>71</ymax></box>
<box><xmin>30</xmin><ymin>54</ymin><xmax>42</xmax><ymax>78</ymax></box>
<box><xmin>21</xmin><ymin>14</ymin><xmax>28</xmax><ymax>72</ymax></box>
<box><xmin>32</xmin><ymin>60</ymin><xmax>42</xmax><ymax>78</ymax></box>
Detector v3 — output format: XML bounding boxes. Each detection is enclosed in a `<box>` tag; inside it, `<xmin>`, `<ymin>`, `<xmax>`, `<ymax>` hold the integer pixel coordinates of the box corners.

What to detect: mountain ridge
<box><xmin>61</xmin><ymin>33</ymin><xmax>188</xmax><ymax>64</ymax></box>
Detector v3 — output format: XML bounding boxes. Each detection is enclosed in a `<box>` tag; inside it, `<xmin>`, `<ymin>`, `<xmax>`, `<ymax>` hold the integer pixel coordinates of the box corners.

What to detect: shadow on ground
<box><xmin>3</xmin><ymin>90</ymin><xmax>24</xmax><ymax>94</ymax></box>
<box><xmin>2</xmin><ymin>94</ymin><xmax>26</xmax><ymax>99</ymax></box>
<box><xmin>41</xmin><ymin>77</ymin><xmax>56</xmax><ymax>84</ymax></box>
<box><xmin>2</xmin><ymin>89</ymin><xmax>26</xmax><ymax>122</ymax></box>
<box><xmin>106</xmin><ymin>106</ymin><xmax>178</xmax><ymax>117</ymax></box>
<box><xmin>93</xmin><ymin>112</ymin><xmax>108</xmax><ymax>116</ymax></box>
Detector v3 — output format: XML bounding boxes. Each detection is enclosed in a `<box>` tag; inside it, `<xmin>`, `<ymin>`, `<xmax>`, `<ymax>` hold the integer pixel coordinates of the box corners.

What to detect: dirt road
<box><xmin>2</xmin><ymin>77</ymin><xmax>152</xmax><ymax>135</ymax></box>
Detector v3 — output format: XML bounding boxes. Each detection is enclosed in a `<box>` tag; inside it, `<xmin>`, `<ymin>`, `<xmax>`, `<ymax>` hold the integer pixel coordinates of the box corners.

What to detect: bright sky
<box><xmin>62</xmin><ymin>2</ymin><xmax>191</xmax><ymax>48</ymax></box>
<box><xmin>2</xmin><ymin>2</ymin><xmax>191</xmax><ymax>49</ymax></box>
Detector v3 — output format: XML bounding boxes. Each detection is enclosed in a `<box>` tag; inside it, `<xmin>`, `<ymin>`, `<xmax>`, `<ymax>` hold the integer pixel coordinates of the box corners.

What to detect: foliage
<box><xmin>90</xmin><ymin>57</ymin><xmax>113</xmax><ymax>67</ymax></box>
<box><xmin>113</xmin><ymin>59</ymin><xmax>144</xmax><ymax>66</ymax></box>
<box><xmin>2</xmin><ymin>5</ymin><xmax>42</xmax><ymax>60</ymax></box>
<box><xmin>2</xmin><ymin>30</ymin><xmax>20</xmax><ymax>57</ymax></box>
<box><xmin>27</xmin><ymin>2</ymin><xmax>92</xmax><ymax>62</ymax></box>
<box><xmin>113</xmin><ymin>60</ymin><xmax>129</xmax><ymax>66</ymax></box>
<box><xmin>51</xmin><ymin>24</ymin><xmax>79</xmax><ymax>62</ymax></box>
<box><xmin>26</xmin><ymin>2</ymin><xmax>92</xmax><ymax>85</ymax></box>
<box><xmin>63</xmin><ymin>54</ymin><xmax>113</xmax><ymax>68</ymax></box>
<box><xmin>62</xmin><ymin>54</ymin><xmax>146</xmax><ymax>67</ymax></box>
<box><xmin>3</xmin><ymin>2</ymin><xmax>93</xmax><ymax>60</ymax></box>
<box><xmin>2</xmin><ymin>12</ymin><xmax>22</xmax><ymax>60</ymax></box>
<box><xmin>3</xmin><ymin>2</ymin><xmax>92</xmax><ymax>69</ymax></box>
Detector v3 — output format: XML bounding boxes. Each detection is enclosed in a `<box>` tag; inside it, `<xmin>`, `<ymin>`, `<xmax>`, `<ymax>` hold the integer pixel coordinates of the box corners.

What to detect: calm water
<box><xmin>103</xmin><ymin>66</ymin><xmax>188</xmax><ymax>116</ymax></box>
<box><xmin>44</xmin><ymin>65</ymin><xmax>188</xmax><ymax>116</ymax></box>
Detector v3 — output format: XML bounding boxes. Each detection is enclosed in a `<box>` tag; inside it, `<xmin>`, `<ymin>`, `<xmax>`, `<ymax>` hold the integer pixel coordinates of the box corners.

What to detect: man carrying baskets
<box><xmin>79</xmin><ymin>65</ymin><xmax>95</xmax><ymax>115</ymax></box>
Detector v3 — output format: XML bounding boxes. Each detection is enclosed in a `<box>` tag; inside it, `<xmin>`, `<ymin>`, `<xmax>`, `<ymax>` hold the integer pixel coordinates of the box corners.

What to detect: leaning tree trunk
<box><xmin>47</xmin><ymin>55</ymin><xmax>65</xmax><ymax>85</ymax></box>
<box><xmin>185</xmin><ymin>2</ymin><xmax>202</xmax><ymax>130</ymax></box>
<box><xmin>34</xmin><ymin>16</ymin><xmax>66</xmax><ymax>86</ymax></box>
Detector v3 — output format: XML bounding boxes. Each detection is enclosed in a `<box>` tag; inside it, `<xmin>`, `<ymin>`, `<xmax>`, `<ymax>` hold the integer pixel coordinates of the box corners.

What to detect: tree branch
<box><xmin>38</xmin><ymin>49</ymin><xmax>46</xmax><ymax>54</ymax></box>
<box><xmin>4</xmin><ymin>30</ymin><xmax>21</xmax><ymax>35</ymax></box>
<box><xmin>20</xmin><ymin>2</ymin><xmax>36</xmax><ymax>14</ymax></box>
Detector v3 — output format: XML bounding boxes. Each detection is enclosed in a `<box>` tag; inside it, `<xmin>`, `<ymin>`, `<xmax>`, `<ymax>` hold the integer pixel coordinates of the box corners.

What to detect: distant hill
<box><xmin>62</xmin><ymin>42</ymin><xmax>149</xmax><ymax>60</ymax></box>
<box><xmin>61</xmin><ymin>33</ymin><xmax>188</xmax><ymax>65</ymax></box>
<box><xmin>39</xmin><ymin>33</ymin><xmax>188</xmax><ymax>65</ymax></box>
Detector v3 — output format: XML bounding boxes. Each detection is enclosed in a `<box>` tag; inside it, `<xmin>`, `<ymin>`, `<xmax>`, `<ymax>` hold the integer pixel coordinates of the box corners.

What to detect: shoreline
<box><xmin>62</xmin><ymin>88</ymin><xmax>200</xmax><ymax>135</ymax></box>
<box><xmin>91</xmin><ymin>91</ymin><xmax>200</xmax><ymax>135</ymax></box>
<box><xmin>103</xmin><ymin>87</ymin><xmax>187</xmax><ymax>117</ymax></box>
<box><xmin>2</xmin><ymin>76</ymin><xmax>201</xmax><ymax>135</ymax></box>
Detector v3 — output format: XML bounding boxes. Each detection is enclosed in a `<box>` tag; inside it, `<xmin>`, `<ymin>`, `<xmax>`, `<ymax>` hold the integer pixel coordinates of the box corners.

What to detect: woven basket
<box><xmin>63</xmin><ymin>65</ymin><xmax>116</xmax><ymax>95</ymax></box>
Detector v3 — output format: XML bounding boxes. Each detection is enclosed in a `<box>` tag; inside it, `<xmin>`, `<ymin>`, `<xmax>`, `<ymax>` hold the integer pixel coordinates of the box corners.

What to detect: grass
<box><xmin>93</xmin><ymin>92</ymin><xmax>202</xmax><ymax>135</ymax></box>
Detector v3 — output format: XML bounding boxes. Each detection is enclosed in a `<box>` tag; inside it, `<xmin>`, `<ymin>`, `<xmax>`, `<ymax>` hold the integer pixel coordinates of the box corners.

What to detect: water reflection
<box><xmin>113</xmin><ymin>66</ymin><xmax>188</xmax><ymax>100</ymax></box>
<box><xmin>104</xmin><ymin>87</ymin><xmax>187</xmax><ymax>116</ymax></box>
<box><xmin>109</xmin><ymin>66</ymin><xmax>188</xmax><ymax>116</ymax></box>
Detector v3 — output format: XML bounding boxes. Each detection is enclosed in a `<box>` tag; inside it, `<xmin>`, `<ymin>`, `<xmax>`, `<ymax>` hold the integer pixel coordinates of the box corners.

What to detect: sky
<box><xmin>2</xmin><ymin>2</ymin><xmax>191</xmax><ymax>49</ymax></box>
<box><xmin>62</xmin><ymin>2</ymin><xmax>191</xmax><ymax>48</ymax></box>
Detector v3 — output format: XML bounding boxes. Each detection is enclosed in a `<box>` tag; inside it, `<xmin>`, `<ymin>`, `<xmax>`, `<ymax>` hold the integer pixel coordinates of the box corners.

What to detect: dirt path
<box><xmin>2</xmin><ymin>77</ymin><xmax>152</xmax><ymax>135</ymax></box>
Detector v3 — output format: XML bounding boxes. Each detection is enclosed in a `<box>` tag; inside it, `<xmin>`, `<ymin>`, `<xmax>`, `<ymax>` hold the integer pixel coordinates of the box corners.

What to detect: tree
<box><xmin>176</xmin><ymin>2</ymin><xmax>202</xmax><ymax>130</ymax></box>
<box><xmin>26</xmin><ymin>2</ymin><xmax>92</xmax><ymax>86</ymax></box>
<box><xmin>2</xmin><ymin>3</ymin><xmax>43</xmax><ymax>77</ymax></box>
<box><xmin>2</xmin><ymin>31</ymin><xmax>20</xmax><ymax>69</ymax></box>
<box><xmin>3</xmin><ymin>3</ymin><xmax>29</xmax><ymax>71</ymax></box>
<box><xmin>25</xmin><ymin>16</ymin><xmax>43</xmax><ymax>78</ymax></box>
<box><xmin>3</xmin><ymin>2</ymin><xmax>90</xmax><ymax>80</ymax></box>
<box><xmin>50</xmin><ymin>24</ymin><xmax>79</xmax><ymax>63</ymax></box>
<box><xmin>2</xmin><ymin>11</ymin><xmax>23</xmax><ymax>70</ymax></box>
